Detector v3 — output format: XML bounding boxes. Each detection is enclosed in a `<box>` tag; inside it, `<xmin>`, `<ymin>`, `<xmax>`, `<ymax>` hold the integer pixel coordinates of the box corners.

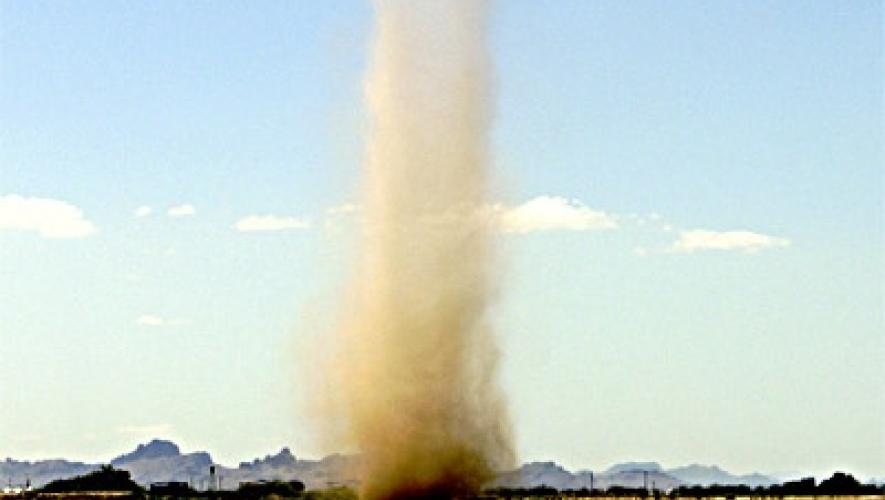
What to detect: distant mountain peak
<box><xmin>522</xmin><ymin>461</ymin><xmax>567</xmax><ymax>470</ymax></box>
<box><xmin>666</xmin><ymin>464</ymin><xmax>775</xmax><ymax>487</ymax></box>
<box><xmin>606</xmin><ymin>461</ymin><xmax>663</xmax><ymax>474</ymax></box>
<box><xmin>677</xmin><ymin>464</ymin><xmax>725</xmax><ymax>472</ymax></box>
<box><xmin>0</xmin><ymin>442</ymin><xmax>780</xmax><ymax>491</ymax></box>
<box><xmin>264</xmin><ymin>447</ymin><xmax>296</xmax><ymax>467</ymax></box>
<box><xmin>111</xmin><ymin>439</ymin><xmax>181</xmax><ymax>465</ymax></box>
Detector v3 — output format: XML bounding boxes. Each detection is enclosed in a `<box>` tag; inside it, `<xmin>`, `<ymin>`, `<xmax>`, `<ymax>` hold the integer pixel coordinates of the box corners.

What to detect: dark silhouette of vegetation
<box><xmin>141</xmin><ymin>484</ymin><xmax>342</xmax><ymax>500</ymax></box>
<box><xmin>300</xmin><ymin>486</ymin><xmax>357</xmax><ymax>500</ymax></box>
<box><xmin>236</xmin><ymin>480</ymin><xmax>305</xmax><ymax>498</ymax></box>
<box><xmin>484</xmin><ymin>485</ymin><xmax>559</xmax><ymax>499</ymax></box>
<box><xmin>818</xmin><ymin>471</ymin><xmax>874</xmax><ymax>495</ymax></box>
<box><xmin>486</xmin><ymin>485</ymin><xmax>671</xmax><ymax>499</ymax></box>
<box><xmin>485</xmin><ymin>471</ymin><xmax>884</xmax><ymax>498</ymax></box>
<box><xmin>149</xmin><ymin>482</ymin><xmax>195</xmax><ymax>497</ymax></box>
<box><xmin>666</xmin><ymin>473</ymin><xmax>883</xmax><ymax>498</ymax></box>
<box><xmin>40</xmin><ymin>465</ymin><xmax>144</xmax><ymax>495</ymax></box>
<box><xmin>26</xmin><ymin>470</ymin><xmax>883</xmax><ymax>500</ymax></box>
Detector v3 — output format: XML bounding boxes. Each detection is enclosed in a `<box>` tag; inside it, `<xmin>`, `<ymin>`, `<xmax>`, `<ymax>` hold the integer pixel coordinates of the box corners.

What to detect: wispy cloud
<box><xmin>0</xmin><ymin>194</ymin><xmax>97</xmax><ymax>238</ymax></box>
<box><xmin>136</xmin><ymin>314</ymin><xmax>190</xmax><ymax>327</ymax></box>
<box><xmin>234</xmin><ymin>214</ymin><xmax>310</xmax><ymax>232</ymax></box>
<box><xmin>326</xmin><ymin>203</ymin><xmax>359</xmax><ymax>216</ymax></box>
<box><xmin>668</xmin><ymin>229</ymin><xmax>791</xmax><ymax>253</ymax></box>
<box><xmin>134</xmin><ymin>206</ymin><xmax>152</xmax><ymax>218</ymax></box>
<box><xmin>321</xmin><ymin>197</ymin><xmax>615</xmax><ymax>234</ymax></box>
<box><xmin>495</xmin><ymin>196</ymin><xmax>616</xmax><ymax>234</ymax></box>
<box><xmin>167</xmin><ymin>204</ymin><xmax>196</xmax><ymax>217</ymax></box>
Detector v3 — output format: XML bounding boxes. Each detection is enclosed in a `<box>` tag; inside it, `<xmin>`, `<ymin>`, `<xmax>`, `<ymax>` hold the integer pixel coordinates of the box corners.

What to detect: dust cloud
<box><xmin>323</xmin><ymin>1</ymin><xmax>513</xmax><ymax>499</ymax></box>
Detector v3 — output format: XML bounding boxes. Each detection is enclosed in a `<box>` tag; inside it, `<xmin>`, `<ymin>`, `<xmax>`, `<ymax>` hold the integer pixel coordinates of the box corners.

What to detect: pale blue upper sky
<box><xmin>1</xmin><ymin>1</ymin><xmax>882</xmax><ymax>480</ymax></box>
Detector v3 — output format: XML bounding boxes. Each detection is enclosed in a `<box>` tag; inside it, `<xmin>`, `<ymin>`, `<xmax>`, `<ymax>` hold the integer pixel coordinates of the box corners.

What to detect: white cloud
<box><xmin>669</xmin><ymin>229</ymin><xmax>791</xmax><ymax>253</ymax></box>
<box><xmin>0</xmin><ymin>194</ymin><xmax>97</xmax><ymax>238</ymax></box>
<box><xmin>495</xmin><ymin>196</ymin><xmax>616</xmax><ymax>234</ymax></box>
<box><xmin>136</xmin><ymin>314</ymin><xmax>190</xmax><ymax>327</ymax></box>
<box><xmin>323</xmin><ymin>203</ymin><xmax>360</xmax><ymax>232</ymax></box>
<box><xmin>134</xmin><ymin>206</ymin><xmax>152</xmax><ymax>217</ymax></box>
<box><xmin>167</xmin><ymin>204</ymin><xmax>196</xmax><ymax>217</ymax></box>
<box><xmin>326</xmin><ymin>203</ymin><xmax>359</xmax><ymax>216</ymax></box>
<box><xmin>234</xmin><ymin>214</ymin><xmax>311</xmax><ymax>232</ymax></box>
<box><xmin>136</xmin><ymin>314</ymin><xmax>165</xmax><ymax>326</ymax></box>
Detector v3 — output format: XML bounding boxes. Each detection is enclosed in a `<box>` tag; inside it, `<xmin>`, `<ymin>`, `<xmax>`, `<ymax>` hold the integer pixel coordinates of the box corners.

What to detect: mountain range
<box><xmin>1</xmin><ymin>439</ymin><xmax>778</xmax><ymax>490</ymax></box>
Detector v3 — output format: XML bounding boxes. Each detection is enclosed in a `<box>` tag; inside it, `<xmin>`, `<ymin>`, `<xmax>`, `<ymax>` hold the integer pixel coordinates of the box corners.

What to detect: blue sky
<box><xmin>1</xmin><ymin>0</ymin><xmax>882</xmax><ymax>479</ymax></box>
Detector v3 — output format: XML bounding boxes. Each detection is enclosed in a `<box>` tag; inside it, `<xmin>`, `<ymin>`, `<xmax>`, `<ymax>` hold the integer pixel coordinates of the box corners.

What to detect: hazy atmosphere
<box><xmin>1</xmin><ymin>0</ymin><xmax>882</xmax><ymax>484</ymax></box>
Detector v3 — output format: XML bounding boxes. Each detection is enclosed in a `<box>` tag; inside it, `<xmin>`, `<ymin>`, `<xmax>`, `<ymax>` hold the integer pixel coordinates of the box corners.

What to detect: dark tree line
<box><xmin>30</xmin><ymin>466</ymin><xmax>884</xmax><ymax>500</ymax></box>
<box><xmin>236</xmin><ymin>480</ymin><xmax>305</xmax><ymax>498</ymax></box>
<box><xmin>670</xmin><ymin>472</ymin><xmax>882</xmax><ymax>497</ymax></box>
<box><xmin>40</xmin><ymin>465</ymin><xmax>144</xmax><ymax>495</ymax></box>
<box><xmin>485</xmin><ymin>471</ymin><xmax>884</xmax><ymax>498</ymax></box>
<box><xmin>32</xmin><ymin>466</ymin><xmax>338</xmax><ymax>500</ymax></box>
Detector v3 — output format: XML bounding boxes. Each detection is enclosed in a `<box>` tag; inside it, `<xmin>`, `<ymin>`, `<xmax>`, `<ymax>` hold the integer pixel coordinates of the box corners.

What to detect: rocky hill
<box><xmin>0</xmin><ymin>440</ymin><xmax>777</xmax><ymax>491</ymax></box>
<box><xmin>490</xmin><ymin>461</ymin><xmax>682</xmax><ymax>490</ymax></box>
<box><xmin>667</xmin><ymin>464</ymin><xmax>775</xmax><ymax>487</ymax></box>
<box><xmin>110</xmin><ymin>439</ymin><xmax>213</xmax><ymax>485</ymax></box>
